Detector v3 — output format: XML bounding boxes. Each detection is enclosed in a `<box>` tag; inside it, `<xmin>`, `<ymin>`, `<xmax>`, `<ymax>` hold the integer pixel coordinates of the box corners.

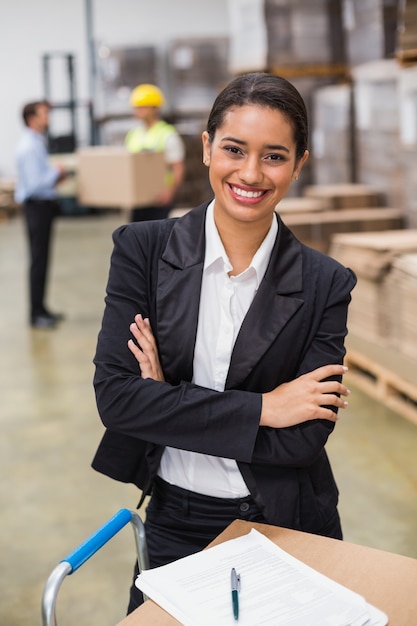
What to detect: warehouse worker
<box><xmin>125</xmin><ymin>83</ymin><xmax>185</xmax><ymax>222</ymax></box>
<box><xmin>15</xmin><ymin>100</ymin><xmax>67</xmax><ymax>329</ymax></box>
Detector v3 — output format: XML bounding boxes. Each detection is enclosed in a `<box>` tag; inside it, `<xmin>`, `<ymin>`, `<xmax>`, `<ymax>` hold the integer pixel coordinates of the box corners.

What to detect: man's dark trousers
<box><xmin>23</xmin><ymin>198</ymin><xmax>59</xmax><ymax>319</ymax></box>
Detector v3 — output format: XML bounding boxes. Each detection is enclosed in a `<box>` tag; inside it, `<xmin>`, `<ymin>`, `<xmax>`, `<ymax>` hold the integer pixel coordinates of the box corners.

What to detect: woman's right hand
<box><xmin>260</xmin><ymin>364</ymin><xmax>350</xmax><ymax>428</ymax></box>
<box><xmin>128</xmin><ymin>314</ymin><xmax>165</xmax><ymax>381</ymax></box>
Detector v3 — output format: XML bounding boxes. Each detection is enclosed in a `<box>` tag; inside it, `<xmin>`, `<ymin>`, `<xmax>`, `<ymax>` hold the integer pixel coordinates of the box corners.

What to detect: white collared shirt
<box><xmin>157</xmin><ymin>201</ymin><xmax>278</xmax><ymax>497</ymax></box>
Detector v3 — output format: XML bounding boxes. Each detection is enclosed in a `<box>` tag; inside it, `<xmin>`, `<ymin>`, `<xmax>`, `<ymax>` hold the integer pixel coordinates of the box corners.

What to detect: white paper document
<box><xmin>135</xmin><ymin>528</ymin><xmax>388</xmax><ymax>626</ymax></box>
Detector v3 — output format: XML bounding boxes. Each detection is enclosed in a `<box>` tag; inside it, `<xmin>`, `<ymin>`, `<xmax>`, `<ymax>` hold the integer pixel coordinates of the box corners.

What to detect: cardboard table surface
<box><xmin>117</xmin><ymin>519</ymin><xmax>417</xmax><ymax>625</ymax></box>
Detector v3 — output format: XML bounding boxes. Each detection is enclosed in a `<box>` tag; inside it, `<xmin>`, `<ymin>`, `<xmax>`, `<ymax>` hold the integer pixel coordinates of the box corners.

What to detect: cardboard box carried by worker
<box><xmin>77</xmin><ymin>147</ymin><xmax>166</xmax><ymax>209</ymax></box>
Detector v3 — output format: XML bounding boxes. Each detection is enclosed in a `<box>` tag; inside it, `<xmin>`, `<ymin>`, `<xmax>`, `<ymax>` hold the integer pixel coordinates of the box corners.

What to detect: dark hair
<box><xmin>206</xmin><ymin>73</ymin><xmax>308</xmax><ymax>162</ymax></box>
<box><xmin>22</xmin><ymin>100</ymin><xmax>50</xmax><ymax>126</ymax></box>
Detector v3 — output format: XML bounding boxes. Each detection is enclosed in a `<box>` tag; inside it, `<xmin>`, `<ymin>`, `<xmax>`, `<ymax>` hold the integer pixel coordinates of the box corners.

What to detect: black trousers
<box><xmin>23</xmin><ymin>199</ymin><xmax>59</xmax><ymax>319</ymax></box>
<box><xmin>127</xmin><ymin>477</ymin><xmax>266</xmax><ymax>614</ymax></box>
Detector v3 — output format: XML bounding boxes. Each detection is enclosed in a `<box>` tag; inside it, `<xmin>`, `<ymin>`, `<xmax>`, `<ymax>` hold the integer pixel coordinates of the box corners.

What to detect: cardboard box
<box><xmin>386</xmin><ymin>253</ymin><xmax>417</xmax><ymax>361</ymax></box>
<box><xmin>329</xmin><ymin>229</ymin><xmax>417</xmax><ymax>343</ymax></box>
<box><xmin>77</xmin><ymin>147</ymin><xmax>166</xmax><ymax>209</ymax></box>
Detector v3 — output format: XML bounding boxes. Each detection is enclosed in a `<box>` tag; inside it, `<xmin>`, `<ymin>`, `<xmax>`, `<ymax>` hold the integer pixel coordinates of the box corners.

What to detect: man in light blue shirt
<box><xmin>15</xmin><ymin>100</ymin><xmax>67</xmax><ymax>328</ymax></box>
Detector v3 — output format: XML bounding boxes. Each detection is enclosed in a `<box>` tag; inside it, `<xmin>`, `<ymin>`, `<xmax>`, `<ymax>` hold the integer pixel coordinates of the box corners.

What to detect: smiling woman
<box><xmin>200</xmin><ymin>73</ymin><xmax>309</xmax><ymax>272</ymax></box>
<box><xmin>91</xmin><ymin>72</ymin><xmax>357</xmax><ymax>615</ymax></box>
<box><xmin>202</xmin><ymin>104</ymin><xmax>309</xmax><ymax>259</ymax></box>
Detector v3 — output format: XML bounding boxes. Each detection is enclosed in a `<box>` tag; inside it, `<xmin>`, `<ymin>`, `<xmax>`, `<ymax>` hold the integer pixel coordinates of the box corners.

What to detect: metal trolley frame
<box><xmin>41</xmin><ymin>508</ymin><xmax>149</xmax><ymax>626</ymax></box>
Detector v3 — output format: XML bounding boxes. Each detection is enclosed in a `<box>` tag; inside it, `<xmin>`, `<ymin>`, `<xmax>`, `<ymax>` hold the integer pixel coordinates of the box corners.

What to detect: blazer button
<box><xmin>239</xmin><ymin>501</ymin><xmax>250</xmax><ymax>513</ymax></box>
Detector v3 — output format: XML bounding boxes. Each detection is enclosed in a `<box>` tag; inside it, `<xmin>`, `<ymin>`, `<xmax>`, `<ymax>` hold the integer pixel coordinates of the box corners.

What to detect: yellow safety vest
<box><xmin>125</xmin><ymin>121</ymin><xmax>176</xmax><ymax>187</ymax></box>
<box><xmin>124</xmin><ymin>120</ymin><xmax>175</xmax><ymax>153</ymax></box>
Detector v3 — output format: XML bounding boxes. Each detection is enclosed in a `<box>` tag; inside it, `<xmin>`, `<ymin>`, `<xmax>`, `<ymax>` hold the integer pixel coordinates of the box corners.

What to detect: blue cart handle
<box><xmin>62</xmin><ymin>507</ymin><xmax>133</xmax><ymax>572</ymax></box>
<box><xmin>42</xmin><ymin>508</ymin><xmax>149</xmax><ymax>626</ymax></box>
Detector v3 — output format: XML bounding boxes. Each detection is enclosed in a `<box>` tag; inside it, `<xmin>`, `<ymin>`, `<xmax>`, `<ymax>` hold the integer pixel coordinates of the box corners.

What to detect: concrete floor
<box><xmin>1</xmin><ymin>212</ymin><xmax>417</xmax><ymax>626</ymax></box>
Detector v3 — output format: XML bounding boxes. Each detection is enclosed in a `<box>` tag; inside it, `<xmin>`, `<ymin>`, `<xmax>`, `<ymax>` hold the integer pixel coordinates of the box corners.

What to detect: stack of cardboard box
<box><xmin>279</xmin><ymin>183</ymin><xmax>403</xmax><ymax>252</ymax></box>
<box><xmin>0</xmin><ymin>178</ymin><xmax>19</xmax><ymax>220</ymax></box>
<box><xmin>312</xmin><ymin>84</ymin><xmax>353</xmax><ymax>185</ymax></box>
<box><xmin>352</xmin><ymin>59</ymin><xmax>405</xmax><ymax>210</ymax></box>
<box><xmin>264</xmin><ymin>0</ymin><xmax>345</xmax><ymax>67</ymax></box>
<box><xmin>168</xmin><ymin>37</ymin><xmax>230</xmax><ymax>113</ymax></box>
<box><xmin>385</xmin><ymin>253</ymin><xmax>417</xmax><ymax>361</ymax></box>
<box><xmin>312</xmin><ymin>59</ymin><xmax>417</xmax><ymax>228</ymax></box>
<box><xmin>397</xmin><ymin>0</ymin><xmax>417</xmax><ymax>65</ymax></box>
<box><xmin>329</xmin><ymin>229</ymin><xmax>417</xmax><ymax>347</ymax></box>
<box><xmin>398</xmin><ymin>65</ymin><xmax>417</xmax><ymax>228</ymax></box>
<box><xmin>343</xmin><ymin>0</ymin><xmax>399</xmax><ymax>66</ymax></box>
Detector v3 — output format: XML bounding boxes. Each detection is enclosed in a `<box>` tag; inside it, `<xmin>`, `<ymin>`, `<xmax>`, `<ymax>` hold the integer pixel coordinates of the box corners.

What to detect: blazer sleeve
<box><xmin>93</xmin><ymin>223</ymin><xmax>262</xmax><ymax>464</ymax></box>
<box><xmin>249</xmin><ymin>257</ymin><xmax>357</xmax><ymax>469</ymax></box>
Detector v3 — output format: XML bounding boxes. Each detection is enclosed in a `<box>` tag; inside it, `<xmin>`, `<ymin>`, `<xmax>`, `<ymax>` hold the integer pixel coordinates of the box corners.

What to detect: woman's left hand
<box><xmin>128</xmin><ymin>314</ymin><xmax>165</xmax><ymax>381</ymax></box>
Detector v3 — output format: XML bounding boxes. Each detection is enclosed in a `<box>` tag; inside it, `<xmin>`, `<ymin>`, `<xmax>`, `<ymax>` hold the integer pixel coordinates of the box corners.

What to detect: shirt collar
<box><xmin>204</xmin><ymin>200</ymin><xmax>278</xmax><ymax>285</ymax></box>
<box><xmin>25</xmin><ymin>127</ymin><xmax>46</xmax><ymax>143</ymax></box>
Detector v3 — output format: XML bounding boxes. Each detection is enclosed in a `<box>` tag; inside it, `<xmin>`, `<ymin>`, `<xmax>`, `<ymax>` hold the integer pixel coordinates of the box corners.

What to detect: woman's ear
<box><xmin>202</xmin><ymin>131</ymin><xmax>211</xmax><ymax>167</ymax></box>
<box><xmin>293</xmin><ymin>149</ymin><xmax>309</xmax><ymax>181</ymax></box>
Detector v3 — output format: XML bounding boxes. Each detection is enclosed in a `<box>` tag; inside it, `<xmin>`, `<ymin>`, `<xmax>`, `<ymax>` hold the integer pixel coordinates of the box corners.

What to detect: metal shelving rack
<box><xmin>42</xmin><ymin>52</ymin><xmax>96</xmax><ymax>153</ymax></box>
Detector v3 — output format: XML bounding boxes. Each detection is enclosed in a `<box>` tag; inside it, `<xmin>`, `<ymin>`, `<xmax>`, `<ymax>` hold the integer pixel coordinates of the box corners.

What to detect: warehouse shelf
<box><xmin>269</xmin><ymin>63</ymin><xmax>350</xmax><ymax>80</ymax></box>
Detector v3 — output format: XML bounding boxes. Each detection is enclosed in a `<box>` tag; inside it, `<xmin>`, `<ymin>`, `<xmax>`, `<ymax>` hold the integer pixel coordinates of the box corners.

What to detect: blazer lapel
<box><xmin>156</xmin><ymin>205</ymin><xmax>207</xmax><ymax>384</ymax></box>
<box><xmin>156</xmin><ymin>207</ymin><xmax>305</xmax><ymax>390</ymax></box>
<box><xmin>226</xmin><ymin>217</ymin><xmax>304</xmax><ymax>389</ymax></box>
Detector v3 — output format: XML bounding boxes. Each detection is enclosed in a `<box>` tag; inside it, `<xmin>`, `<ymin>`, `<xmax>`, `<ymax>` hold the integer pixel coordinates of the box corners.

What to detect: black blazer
<box><xmin>92</xmin><ymin>202</ymin><xmax>356</xmax><ymax>535</ymax></box>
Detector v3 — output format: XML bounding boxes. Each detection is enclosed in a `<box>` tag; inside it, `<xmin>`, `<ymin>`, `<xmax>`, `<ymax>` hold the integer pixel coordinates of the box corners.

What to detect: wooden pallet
<box><xmin>396</xmin><ymin>48</ymin><xmax>417</xmax><ymax>67</ymax></box>
<box><xmin>345</xmin><ymin>347</ymin><xmax>417</xmax><ymax>426</ymax></box>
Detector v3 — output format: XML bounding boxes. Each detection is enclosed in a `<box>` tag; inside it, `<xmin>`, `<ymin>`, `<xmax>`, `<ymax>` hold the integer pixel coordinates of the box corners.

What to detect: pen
<box><xmin>231</xmin><ymin>567</ymin><xmax>240</xmax><ymax>621</ymax></box>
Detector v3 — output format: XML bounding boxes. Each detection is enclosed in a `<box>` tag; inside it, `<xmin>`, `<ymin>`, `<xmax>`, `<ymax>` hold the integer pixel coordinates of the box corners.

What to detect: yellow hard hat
<box><xmin>129</xmin><ymin>84</ymin><xmax>165</xmax><ymax>108</ymax></box>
